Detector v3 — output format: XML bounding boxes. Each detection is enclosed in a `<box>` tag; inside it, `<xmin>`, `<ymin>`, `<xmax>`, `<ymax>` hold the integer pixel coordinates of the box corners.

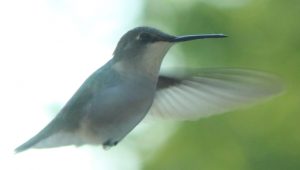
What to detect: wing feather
<box><xmin>147</xmin><ymin>68</ymin><xmax>283</xmax><ymax>120</ymax></box>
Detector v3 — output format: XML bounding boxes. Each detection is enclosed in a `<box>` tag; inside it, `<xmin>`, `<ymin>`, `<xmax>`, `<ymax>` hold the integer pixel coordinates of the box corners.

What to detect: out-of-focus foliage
<box><xmin>141</xmin><ymin>0</ymin><xmax>300</xmax><ymax>170</ymax></box>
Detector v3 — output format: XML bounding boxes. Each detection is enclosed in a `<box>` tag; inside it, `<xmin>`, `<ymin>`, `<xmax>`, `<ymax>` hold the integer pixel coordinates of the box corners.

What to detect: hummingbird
<box><xmin>15</xmin><ymin>26</ymin><xmax>282</xmax><ymax>153</ymax></box>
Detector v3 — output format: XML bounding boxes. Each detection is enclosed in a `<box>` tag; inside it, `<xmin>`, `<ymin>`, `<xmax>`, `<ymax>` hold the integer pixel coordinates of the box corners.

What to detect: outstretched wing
<box><xmin>147</xmin><ymin>68</ymin><xmax>283</xmax><ymax>120</ymax></box>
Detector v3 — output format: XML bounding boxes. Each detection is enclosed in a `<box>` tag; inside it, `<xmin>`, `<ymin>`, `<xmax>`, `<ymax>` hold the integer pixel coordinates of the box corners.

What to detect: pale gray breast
<box><xmin>80</xmin><ymin>74</ymin><xmax>156</xmax><ymax>145</ymax></box>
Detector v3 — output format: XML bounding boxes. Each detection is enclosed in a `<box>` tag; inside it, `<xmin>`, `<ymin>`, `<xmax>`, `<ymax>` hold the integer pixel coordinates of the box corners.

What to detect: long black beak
<box><xmin>170</xmin><ymin>34</ymin><xmax>227</xmax><ymax>42</ymax></box>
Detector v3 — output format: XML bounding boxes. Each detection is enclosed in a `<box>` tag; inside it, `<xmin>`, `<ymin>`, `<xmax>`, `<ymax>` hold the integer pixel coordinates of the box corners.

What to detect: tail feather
<box><xmin>15</xmin><ymin>119</ymin><xmax>87</xmax><ymax>153</ymax></box>
<box><xmin>15</xmin><ymin>117</ymin><xmax>64</xmax><ymax>153</ymax></box>
<box><xmin>15</xmin><ymin>129</ymin><xmax>51</xmax><ymax>153</ymax></box>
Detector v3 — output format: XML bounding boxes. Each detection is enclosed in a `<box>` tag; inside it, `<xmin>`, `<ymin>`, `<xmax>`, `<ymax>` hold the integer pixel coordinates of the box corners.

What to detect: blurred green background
<box><xmin>140</xmin><ymin>0</ymin><xmax>300</xmax><ymax>170</ymax></box>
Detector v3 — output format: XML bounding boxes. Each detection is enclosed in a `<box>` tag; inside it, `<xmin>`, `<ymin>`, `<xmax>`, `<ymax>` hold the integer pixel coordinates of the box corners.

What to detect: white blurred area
<box><xmin>0</xmin><ymin>0</ymin><xmax>176</xmax><ymax>170</ymax></box>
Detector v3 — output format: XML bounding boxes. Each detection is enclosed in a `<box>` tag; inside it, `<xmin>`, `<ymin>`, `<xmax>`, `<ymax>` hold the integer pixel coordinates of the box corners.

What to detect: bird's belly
<box><xmin>78</xmin><ymin>84</ymin><xmax>155</xmax><ymax>147</ymax></box>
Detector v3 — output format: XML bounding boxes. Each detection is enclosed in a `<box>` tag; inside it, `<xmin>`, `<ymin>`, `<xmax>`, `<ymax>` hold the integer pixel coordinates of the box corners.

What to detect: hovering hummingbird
<box><xmin>15</xmin><ymin>27</ymin><xmax>282</xmax><ymax>153</ymax></box>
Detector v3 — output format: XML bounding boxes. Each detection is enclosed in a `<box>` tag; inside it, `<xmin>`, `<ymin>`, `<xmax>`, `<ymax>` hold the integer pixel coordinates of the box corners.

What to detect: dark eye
<box><xmin>137</xmin><ymin>33</ymin><xmax>152</xmax><ymax>42</ymax></box>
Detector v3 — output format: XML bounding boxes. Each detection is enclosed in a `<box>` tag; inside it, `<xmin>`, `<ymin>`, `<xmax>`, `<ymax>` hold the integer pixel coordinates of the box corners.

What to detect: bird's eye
<box><xmin>137</xmin><ymin>33</ymin><xmax>152</xmax><ymax>42</ymax></box>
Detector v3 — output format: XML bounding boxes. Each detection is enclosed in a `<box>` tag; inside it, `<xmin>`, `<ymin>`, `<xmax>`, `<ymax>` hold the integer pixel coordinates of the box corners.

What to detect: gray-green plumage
<box><xmin>15</xmin><ymin>27</ymin><xmax>282</xmax><ymax>153</ymax></box>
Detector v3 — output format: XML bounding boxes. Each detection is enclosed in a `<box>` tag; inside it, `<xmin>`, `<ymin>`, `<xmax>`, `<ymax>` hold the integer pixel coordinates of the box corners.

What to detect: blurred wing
<box><xmin>147</xmin><ymin>68</ymin><xmax>283</xmax><ymax>120</ymax></box>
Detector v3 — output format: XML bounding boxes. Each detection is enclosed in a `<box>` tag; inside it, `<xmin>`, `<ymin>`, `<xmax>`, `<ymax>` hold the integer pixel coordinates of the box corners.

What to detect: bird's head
<box><xmin>112</xmin><ymin>27</ymin><xmax>226</xmax><ymax>78</ymax></box>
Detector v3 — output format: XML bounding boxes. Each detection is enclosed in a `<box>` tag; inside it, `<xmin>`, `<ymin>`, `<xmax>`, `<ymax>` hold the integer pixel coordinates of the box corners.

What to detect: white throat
<box><xmin>113</xmin><ymin>42</ymin><xmax>173</xmax><ymax>80</ymax></box>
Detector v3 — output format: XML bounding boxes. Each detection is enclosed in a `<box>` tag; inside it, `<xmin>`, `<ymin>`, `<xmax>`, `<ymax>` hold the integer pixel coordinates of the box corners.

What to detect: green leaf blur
<box><xmin>142</xmin><ymin>0</ymin><xmax>300</xmax><ymax>170</ymax></box>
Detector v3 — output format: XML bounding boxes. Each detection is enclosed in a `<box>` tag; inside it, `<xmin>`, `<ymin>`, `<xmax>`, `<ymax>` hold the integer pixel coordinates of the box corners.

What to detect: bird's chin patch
<box><xmin>138</xmin><ymin>42</ymin><xmax>173</xmax><ymax>76</ymax></box>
